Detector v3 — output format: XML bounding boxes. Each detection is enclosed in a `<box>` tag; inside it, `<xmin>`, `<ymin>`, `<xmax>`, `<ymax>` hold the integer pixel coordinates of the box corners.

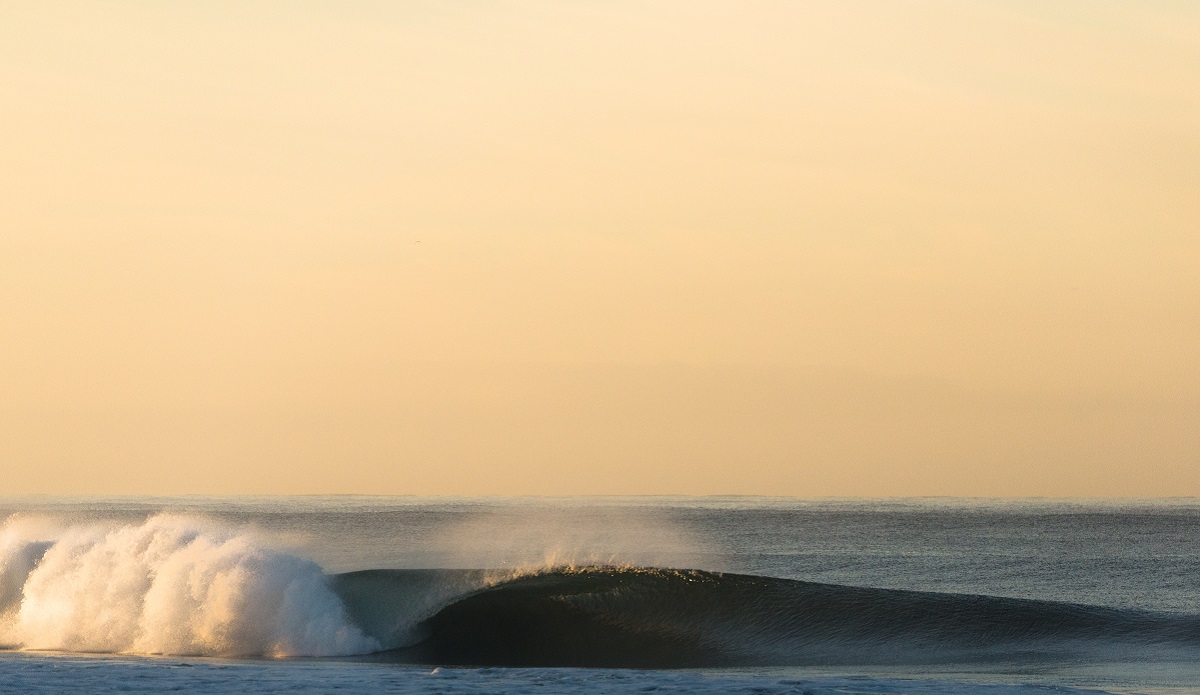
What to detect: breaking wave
<box><xmin>3</xmin><ymin>515</ymin><xmax>1198</xmax><ymax>667</ymax></box>
<box><xmin>0</xmin><ymin>515</ymin><xmax>378</xmax><ymax>657</ymax></box>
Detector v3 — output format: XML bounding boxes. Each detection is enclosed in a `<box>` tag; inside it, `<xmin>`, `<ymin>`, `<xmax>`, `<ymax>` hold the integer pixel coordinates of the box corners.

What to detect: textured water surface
<box><xmin>1</xmin><ymin>496</ymin><xmax>1197</xmax><ymax>693</ymax></box>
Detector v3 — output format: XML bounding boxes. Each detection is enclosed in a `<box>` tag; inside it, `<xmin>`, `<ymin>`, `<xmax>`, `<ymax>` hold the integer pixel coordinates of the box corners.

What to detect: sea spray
<box><xmin>2</xmin><ymin>496</ymin><xmax>1198</xmax><ymax>693</ymax></box>
<box><xmin>438</xmin><ymin>505</ymin><xmax>722</xmax><ymax>578</ymax></box>
<box><xmin>0</xmin><ymin>514</ymin><xmax>379</xmax><ymax>657</ymax></box>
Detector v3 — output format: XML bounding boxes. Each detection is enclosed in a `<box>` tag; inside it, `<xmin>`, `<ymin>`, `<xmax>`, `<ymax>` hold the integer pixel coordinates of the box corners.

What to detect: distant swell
<box><xmin>339</xmin><ymin>568</ymin><xmax>1200</xmax><ymax>668</ymax></box>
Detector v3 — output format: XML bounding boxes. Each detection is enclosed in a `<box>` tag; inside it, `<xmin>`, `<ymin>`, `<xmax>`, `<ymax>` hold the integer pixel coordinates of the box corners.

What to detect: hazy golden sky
<box><xmin>2</xmin><ymin>1</ymin><xmax>1197</xmax><ymax>496</ymax></box>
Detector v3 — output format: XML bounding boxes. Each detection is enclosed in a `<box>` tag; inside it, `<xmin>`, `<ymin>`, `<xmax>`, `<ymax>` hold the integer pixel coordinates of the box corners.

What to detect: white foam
<box><xmin>0</xmin><ymin>514</ymin><xmax>379</xmax><ymax>657</ymax></box>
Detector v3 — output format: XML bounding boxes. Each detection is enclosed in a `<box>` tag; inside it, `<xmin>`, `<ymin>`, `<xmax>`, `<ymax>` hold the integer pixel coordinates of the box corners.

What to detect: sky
<box><xmin>1</xmin><ymin>1</ymin><xmax>1197</xmax><ymax>496</ymax></box>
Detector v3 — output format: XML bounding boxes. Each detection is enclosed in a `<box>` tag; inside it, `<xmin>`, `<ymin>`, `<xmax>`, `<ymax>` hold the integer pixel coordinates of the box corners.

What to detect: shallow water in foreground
<box><xmin>1</xmin><ymin>496</ymin><xmax>1198</xmax><ymax>693</ymax></box>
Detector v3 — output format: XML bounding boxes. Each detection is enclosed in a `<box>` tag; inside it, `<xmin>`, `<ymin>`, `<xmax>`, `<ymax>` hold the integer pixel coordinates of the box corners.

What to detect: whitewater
<box><xmin>1</xmin><ymin>496</ymin><xmax>1198</xmax><ymax>694</ymax></box>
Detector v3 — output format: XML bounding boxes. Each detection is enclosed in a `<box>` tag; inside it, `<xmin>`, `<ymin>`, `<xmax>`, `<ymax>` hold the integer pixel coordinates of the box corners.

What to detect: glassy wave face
<box><xmin>349</xmin><ymin>568</ymin><xmax>1200</xmax><ymax>668</ymax></box>
<box><xmin>2</xmin><ymin>510</ymin><xmax>1198</xmax><ymax>669</ymax></box>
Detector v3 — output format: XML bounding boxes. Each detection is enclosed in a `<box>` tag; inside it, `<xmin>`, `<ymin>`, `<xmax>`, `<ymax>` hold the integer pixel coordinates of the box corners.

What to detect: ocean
<box><xmin>0</xmin><ymin>496</ymin><xmax>1197</xmax><ymax>694</ymax></box>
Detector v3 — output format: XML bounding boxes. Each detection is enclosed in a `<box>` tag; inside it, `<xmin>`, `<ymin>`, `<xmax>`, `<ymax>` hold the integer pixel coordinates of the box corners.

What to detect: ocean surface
<box><xmin>0</xmin><ymin>496</ymin><xmax>1197</xmax><ymax>694</ymax></box>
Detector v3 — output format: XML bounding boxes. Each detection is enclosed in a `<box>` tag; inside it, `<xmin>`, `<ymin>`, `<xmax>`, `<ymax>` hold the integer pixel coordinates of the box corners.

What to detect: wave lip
<box><xmin>367</xmin><ymin>567</ymin><xmax>1200</xmax><ymax>668</ymax></box>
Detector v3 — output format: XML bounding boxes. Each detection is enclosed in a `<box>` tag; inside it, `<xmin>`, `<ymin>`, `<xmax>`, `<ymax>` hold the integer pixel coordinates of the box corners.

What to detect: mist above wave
<box><xmin>0</xmin><ymin>514</ymin><xmax>378</xmax><ymax>657</ymax></box>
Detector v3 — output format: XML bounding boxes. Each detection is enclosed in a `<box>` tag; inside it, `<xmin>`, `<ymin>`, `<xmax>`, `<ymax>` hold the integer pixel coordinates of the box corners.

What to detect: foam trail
<box><xmin>0</xmin><ymin>514</ymin><xmax>379</xmax><ymax>657</ymax></box>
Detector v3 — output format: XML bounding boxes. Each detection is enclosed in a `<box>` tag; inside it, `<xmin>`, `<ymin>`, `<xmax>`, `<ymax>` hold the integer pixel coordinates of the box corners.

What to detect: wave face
<box><xmin>3</xmin><ymin>514</ymin><xmax>1199</xmax><ymax>668</ymax></box>
<box><xmin>349</xmin><ymin>568</ymin><xmax>1200</xmax><ymax>668</ymax></box>
<box><xmin>0</xmin><ymin>515</ymin><xmax>378</xmax><ymax>657</ymax></box>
